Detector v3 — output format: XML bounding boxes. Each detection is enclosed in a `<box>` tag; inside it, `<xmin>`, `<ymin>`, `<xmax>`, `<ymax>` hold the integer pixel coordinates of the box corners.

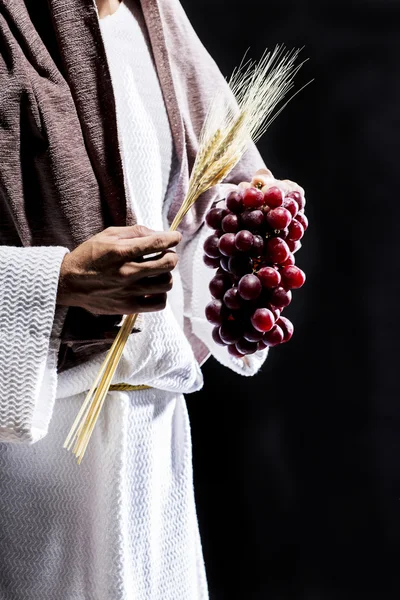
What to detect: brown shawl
<box><xmin>0</xmin><ymin>0</ymin><xmax>265</xmax><ymax>371</ymax></box>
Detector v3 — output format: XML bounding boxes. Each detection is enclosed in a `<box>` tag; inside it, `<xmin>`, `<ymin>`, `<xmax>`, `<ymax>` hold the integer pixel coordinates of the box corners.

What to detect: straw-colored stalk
<box><xmin>64</xmin><ymin>45</ymin><xmax>308</xmax><ymax>463</ymax></box>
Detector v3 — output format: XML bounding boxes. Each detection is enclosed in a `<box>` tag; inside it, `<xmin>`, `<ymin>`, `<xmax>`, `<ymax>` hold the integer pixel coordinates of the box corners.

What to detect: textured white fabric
<box><xmin>0</xmin><ymin>246</ymin><xmax>68</xmax><ymax>443</ymax></box>
<box><xmin>0</xmin><ymin>2</ymin><xmax>268</xmax><ymax>598</ymax></box>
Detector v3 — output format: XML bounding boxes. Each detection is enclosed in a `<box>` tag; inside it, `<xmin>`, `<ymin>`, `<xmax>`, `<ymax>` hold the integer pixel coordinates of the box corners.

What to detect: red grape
<box><xmin>281</xmin><ymin>253</ymin><xmax>295</xmax><ymax>267</ymax></box>
<box><xmin>226</xmin><ymin>191</ymin><xmax>244</xmax><ymax>214</ymax></box>
<box><xmin>276</xmin><ymin>316</ymin><xmax>294</xmax><ymax>342</ymax></box>
<box><xmin>269</xmin><ymin>286</ymin><xmax>292</xmax><ymax>308</ymax></box>
<box><xmin>212</xmin><ymin>326</ymin><xmax>226</xmax><ymax>346</ymax></box>
<box><xmin>228</xmin><ymin>344</ymin><xmax>245</xmax><ymax>358</ymax></box>
<box><xmin>257</xmin><ymin>266</ymin><xmax>281</xmax><ymax>288</ymax></box>
<box><xmin>243</xmin><ymin>187</ymin><xmax>264</xmax><ymax>209</ymax></box>
<box><xmin>280</xmin><ymin>265</ymin><xmax>306</xmax><ymax>289</ymax></box>
<box><xmin>250</xmin><ymin>234</ymin><xmax>264</xmax><ymax>256</ymax></box>
<box><xmin>263</xmin><ymin>186</ymin><xmax>284</xmax><ymax>208</ymax></box>
<box><xmin>283</xmin><ymin>197</ymin><xmax>299</xmax><ymax>218</ymax></box>
<box><xmin>287</xmin><ymin>220</ymin><xmax>304</xmax><ymax>242</ymax></box>
<box><xmin>218</xmin><ymin>233</ymin><xmax>237</xmax><ymax>256</ymax></box>
<box><xmin>270</xmin><ymin>306</ymin><xmax>281</xmax><ymax>321</ymax></box>
<box><xmin>266</xmin><ymin>207</ymin><xmax>292</xmax><ymax>230</ymax></box>
<box><xmin>287</xmin><ymin>239</ymin><xmax>301</xmax><ymax>253</ymax></box>
<box><xmin>203</xmin><ymin>254</ymin><xmax>220</xmax><ymax>268</ymax></box>
<box><xmin>251</xmin><ymin>308</ymin><xmax>274</xmax><ymax>332</ymax></box>
<box><xmin>203</xmin><ymin>234</ymin><xmax>221</xmax><ymax>258</ymax></box>
<box><xmin>243</xmin><ymin>324</ymin><xmax>265</xmax><ymax>342</ymax></box>
<box><xmin>205</xmin><ymin>299</ymin><xmax>226</xmax><ymax>325</ymax></box>
<box><xmin>220</xmin><ymin>256</ymin><xmax>230</xmax><ymax>272</ymax></box>
<box><xmin>238</xmin><ymin>274</ymin><xmax>262</xmax><ymax>300</ymax></box>
<box><xmin>219</xmin><ymin>321</ymin><xmax>242</xmax><ymax>344</ymax></box>
<box><xmin>236</xmin><ymin>338</ymin><xmax>258</xmax><ymax>355</ymax></box>
<box><xmin>235</xmin><ymin>230</ymin><xmax>254</xmax><ymax>252</ymax></box>
<box><xmin>295</xmin><ymin>211</ymin><xmax>308</xmax><ymax>231</ymax></box>
<box><xmin>262</xmin><ymin>324</ymin><xmax>284</xmax><ymax>346</ymax></box>
<box><xmin>241</xmin><ymin>209</ymin><xmax>265</xmax><ymax>231</ymax></box>
<box><xmin>228</xmin><ymin>255</ymin><xmax>253</xmax><ymax>277</ymax></box>
<box><xmin>209</xmin><ymin>273</ymin><xmax>231</xmax><ymax>299</ymax></box>
<box><xmin>265</xmin><ymin>237</ymin><xmax>290</xmax><ymax>264</ymax></box>
<box><xmin>222</xmin><ymin>213</ymin><xmax>239</xmax><ymax>233</ymax></box>
<box><xmin>286</xmin><ymin>190</ymin><xmax>305</xmax><ymax>210</ymax></box>
<box><xmin>223</xmin><ymin>287</ymin><xmax>243</xmax><ymax>310</ymax></box>
<box><xmin>205</xmin><ymin>207</ymin><xmax>229</xmax><ymax>229</ymax></box>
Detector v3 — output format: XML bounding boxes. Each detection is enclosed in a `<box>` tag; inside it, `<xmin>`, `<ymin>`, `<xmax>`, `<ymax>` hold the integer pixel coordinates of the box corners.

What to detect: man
<box><xmin>0</xmin><ymin>0</ymin><xmax>303</xmax><ymax>598</ymax></box>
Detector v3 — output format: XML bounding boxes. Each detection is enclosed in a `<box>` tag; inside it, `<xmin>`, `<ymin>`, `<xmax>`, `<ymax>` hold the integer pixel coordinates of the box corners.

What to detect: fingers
<box><xmin>106</xmin><ymin>224</ymin><xmax>155</xmax><ymax>239</ymax></box>
<box><xmin>128</xmin><ymin>273</ymin><xmax>173</xmax><ymax>296</ymax></box>
<box><xmin>119</xmin><ymin>231</ymin><xmax>182</xmax><ymax>261</ymax></box>
<box><xmin>129</xmin><ymin>249</ymin><xmax>179</xmax><ymax>278</ymax></box>
<box><xmin>135</xmin><ymin>293</ymin><xmax>168</xmax><ymax>313</ymax></box>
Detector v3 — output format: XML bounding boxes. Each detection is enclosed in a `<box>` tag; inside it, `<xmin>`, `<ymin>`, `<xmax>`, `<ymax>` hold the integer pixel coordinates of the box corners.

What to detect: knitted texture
<box><xmin>0</xmin><ymin>246</ymin><xmax>68</xmax><ymax>443</ymax></box>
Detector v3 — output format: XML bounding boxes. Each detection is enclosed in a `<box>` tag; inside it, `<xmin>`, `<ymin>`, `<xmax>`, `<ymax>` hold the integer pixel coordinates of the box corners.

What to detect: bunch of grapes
<box><xmin>203</xmin><ymin>182</ymin><xmax>308</xmax><ymax>358</ymax></box>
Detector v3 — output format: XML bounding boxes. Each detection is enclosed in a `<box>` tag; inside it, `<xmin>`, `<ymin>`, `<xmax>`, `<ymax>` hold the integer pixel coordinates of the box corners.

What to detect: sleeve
<box><xmin>0</xmin><ymin>246</ymin><xmax>69</xmax><ymax>443</ymax></box>
<box><xmin>178</xmin><ymin>183</ymin><xmax>269</xmax><ymax>377</ymax></box>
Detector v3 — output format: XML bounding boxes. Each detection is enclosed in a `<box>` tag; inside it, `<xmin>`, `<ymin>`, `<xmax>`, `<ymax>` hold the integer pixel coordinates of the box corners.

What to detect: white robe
<box><xmin>0</xmin><ymin>2</ymin><xmax>267</xmax><ymax>598</ymax></box>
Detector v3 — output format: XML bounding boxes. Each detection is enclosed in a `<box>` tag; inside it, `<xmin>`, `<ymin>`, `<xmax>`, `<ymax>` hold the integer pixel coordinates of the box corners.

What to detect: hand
<box><xmin>249</xmin><ymin>167</ymin><xmax>305</xmax><ymax>198</ymax></box>
<box><xmin>56</xmin><ymin>225</ymin><xmax>181</xmax><ymax>315</ymax></box>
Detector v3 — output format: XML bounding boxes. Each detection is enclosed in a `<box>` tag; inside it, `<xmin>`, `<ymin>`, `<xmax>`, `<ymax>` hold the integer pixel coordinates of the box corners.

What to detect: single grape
<box><xmin>222</xmin><ymin>213</ymin><xmax>239</xmax><ymax>233</ymax></box>
<box><xmin>205</xmin><ymin>207</ymin><xmax>229</xmax><ymax>229</ymax></box>
<box><xmin>281</xmin><ymin>253</ymin><xmax>295</xmax><ymax>267</ymax></box>
<box><xmin>242</xmin><ymin>187</ymin><xmax>264</xmax><ymax>209</ymax></box>
<box><xmin>295</xmin><ymin>211</ymin><xmax>308</xmax><ymax>231</ymax></box>
<box><xmin>265</xmin><ymin>237</ymin><xmax>290</xmax><ymax>264</ymax></box>
<box><xmin>209</xmin><ymin>273</ymin><xmax>231</xmax><ymax>299</ymax></box>
<box><xmin>240</xmin><ymin>209</ymin><xmax>265</xmax><ymax>231</ymax></box>
<box><xmin>228</xmin><ymin>255</ymin><xmax>253</xmax><ymax>277</ymax></box>
<box><xmin>287</xmin><ymin>220</ymin><xmax>304</xmax><ymax>242</ymax></box>
<box><xmin>269</xmin><ymin>286</ymin><xmax>292</xmax><ymax>308</ymax></box>
<box><xmin>286</xmin><ymin>190</ymin><xmax>305</xmax><ymax>211</ymax></box>
<box><xmin>280</xmin><ymin>265</ymin><xmax>306</xmax><ymax>289</ymax></box>
<box><xmin>205</xmin><ymin>299</ymin><xmax>226</xmax><ymax>325</ymax></box>
<box><xmin>212</xmin><ymin>326</ymin><xmax>226</xmax><ymax>346</ymax></box>
<box><xmin>270</xmin><ymin>306</ymin><xmax>281</xmax><ymax>321</ymax></box>
<box><xmin>262</xmin><ymin>324</ymin><xmax>284</xmax><ymax>346</ymax></box>
<box><xmin>223</xmin><ymin>287</ymin><xmax>243</xmax><ymax>310</ymax></box>
<box><xmin>257</xmin><ymin>340</ymin><xmax>268</xmax><ymax>350</ymax></box>
<box><xmin>218</xmin><ymin>233</ymin><xmax>237</xmax><ymax>256</ymax></box>
<box><xmin>238</xmin><ymin>274</ymin><xmax>262</xmax><ymax>300</ymax></box>
<box><xmin>236</xmin><ymin>338</ymin><xmax>258</xmax><ymax>355</ymax></box>
<box><xmin>228</xmin><ymin>344</ymin><xmax>245</xmax><ymax>358</ymax></box>
<box><xmin>235</xmin><ymin>230</ymin><xmax>254</xmax><ymax>252</ymax></box>
<box><xmin>263</xmin><ymin>186</ymin><xmax>284</xmax><ymax>208</ymax></box>
<box><xmin>276</xmin><ymin>316</ymin><xmax>294</xmax><ymax>342</ymax></box>
<box><xmin>266</xmin><ymin>207</ymin><xmax>292</xmax><ymax>230</ymax></box>
<box><xmin>250</xmin><ymin>234</ymin><xmax>264</xmax><ymax>257</ymax></box>
<box><xmin>226</xmin><ymin>190</ymin><xmax>244</xmax><ymax>214</ymax></box>
<box><xmin>251</xmin><ymin>307</ymin><xmax>274</xmax><ymax>332</ymax></box>
<box><xmin>203</xmin><ymin>234</ymin><xmax>221</xmax><ymax>259</ymax></box>
<box><xmin>257</xmin><ymin>266</ymin><xmax>281</xmax><ymax>288</ymax></box>
<box><xmin>203</xmin><ymin>254</ymin><xmax>220</xmax><ymax>269</ymax></box>
<box><xmin>243</xmin><ymin>324</ymin><xmax>265</xmax><ymax>342</ymax></box>
<box><xmin>220</xmin><ymin>256</ymin><xmax>230</xmax><ymax>272</ymax></box>
<box><xmin>283</xmin><ymin>197</ymin><xmax>299</xmax><ymax>218</ymax></box>
<box><xmin>219</xmin><ymin>321</ymin><xmax>242</xmax><ymax>344</ymax></box>
<box><xmin>287</xmin><ymin>239</ymin><xmax>301</xmax><ymax>254</ymax></box>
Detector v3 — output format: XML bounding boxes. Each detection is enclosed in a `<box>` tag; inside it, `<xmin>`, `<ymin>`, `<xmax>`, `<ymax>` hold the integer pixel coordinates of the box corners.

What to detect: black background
<box><xmin>181</xmin><ymin>1</ymin><xmax>400</xmax><ymax>598</ymax></box>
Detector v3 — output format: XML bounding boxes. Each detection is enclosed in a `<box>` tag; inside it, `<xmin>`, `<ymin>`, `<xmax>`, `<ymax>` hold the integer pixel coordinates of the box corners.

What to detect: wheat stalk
<box><xmin>64</xmin><ymin>45</ymin><xmax>308</xmax><ymax>463</ymax></box>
